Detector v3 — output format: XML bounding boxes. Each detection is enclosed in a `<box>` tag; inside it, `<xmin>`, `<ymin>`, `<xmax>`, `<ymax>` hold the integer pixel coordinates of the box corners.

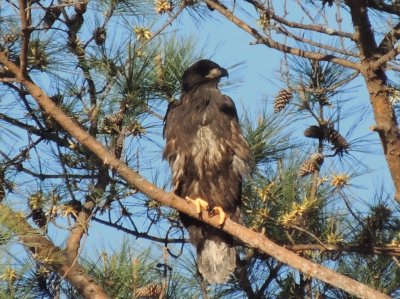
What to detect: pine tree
<box><xmin>0</xmin><ymin>1</ymin><xmax>400</xmax><ymax>298</ymax></box>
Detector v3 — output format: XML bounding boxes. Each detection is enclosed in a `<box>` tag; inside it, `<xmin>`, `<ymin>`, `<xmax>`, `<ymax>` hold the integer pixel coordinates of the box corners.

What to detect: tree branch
<box><xmin>366</xmin><ymin>0</ymin><xmax>400</xmax><ymax>15</ymax></box>
<box><xmin>18</xmin><ymin>0</ymin><xmax>31</xmax><ymax>76</ymax></box>
<box><xmin>285</xmin><ymin>243</ymin><xmax>400</xmax><ymax>257</ymax></box>
<box><xmin>377</xmin><ymin>22</ymin><xmax>400</xmax><ymax>55</ymax></box>
<box><xmin>346</xmin><ymin>1</ymin><xmax>377</xmax><ymax>59</ymax></box>
<box><xmin>92</xmin><ymin>216</ymin><xmax>187</xmax><ymax>244</ymax></box>
<box><xmin>245</xmin><ymin>0</ymin><xmax>355</xmax><ymax>39</ymax></box>
<box><xmin>255</xmin><ymin>262</ymin><xmax>283</xmax><ymax>298</ymax></box>
<box><xmin>0</xmin><ymin>204</ymin><xmax>110</xmax><ymax>299</ymax></box>
<box><xmin>275</xmin><ymin>25</ymin><xmax>358</xmax><ymax>58</ymax></box>
<box><xmin>65</xmin><ymin>165</ymin><xmax>109</xmax><ymax>261</ymax></box>
<box><xmin>0</xmin><ymin>53</ymin><xmax>390</xmax><ymax>299</ymax></box>
<box><xmin>371</xmin><ymin>46</ymin><xmax>400</xmax><ymax>70</ymax></box>
<box><xmin>0</xmin><ymin>112</ymin><xmax>72</xmax><ymax>148</ymax></box>
<box><xmin>347</xmin><ymin>0</ymin><xmax>400</xmax><ymax>203</ymax></box>
<box><xmin>204</xmin><ymin>0</ymin><xmax>360</xmax><ymax>70</ymax></box>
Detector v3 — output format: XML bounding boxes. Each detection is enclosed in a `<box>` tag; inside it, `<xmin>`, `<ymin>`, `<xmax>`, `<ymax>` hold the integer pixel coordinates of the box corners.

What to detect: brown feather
<box><xmin>163</xmin><ymin>60</ymin><xmax>253</xmax><ymax>283</ymax></box>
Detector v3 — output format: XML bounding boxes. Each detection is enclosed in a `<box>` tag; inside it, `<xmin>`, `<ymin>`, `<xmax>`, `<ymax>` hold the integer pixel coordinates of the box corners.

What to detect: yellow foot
<box><xmin>210</xmin><ymin>206</ymin><xmax>227</xmax><ymax>226</ymax></box>
<box><xmin>185</xmin><ymin>196</ymin><xmax>209</xmax><ymax>216</ymax></box>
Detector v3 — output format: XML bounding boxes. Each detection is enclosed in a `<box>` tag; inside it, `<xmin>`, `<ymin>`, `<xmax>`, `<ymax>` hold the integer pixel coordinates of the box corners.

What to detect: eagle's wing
<box><xmin>222</xmin><ymin>95</ymin><xmax>253</xmax><ymax>176</ymax></box>
<box><xmin>163</xmin><ymin>99</ymin><xmax>188</xmax><ymax>194</ymax></box>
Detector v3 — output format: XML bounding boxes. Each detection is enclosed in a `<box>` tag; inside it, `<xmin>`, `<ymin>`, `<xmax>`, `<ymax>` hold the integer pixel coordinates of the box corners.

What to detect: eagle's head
<box><xmin>182</xmin><ymin>59</ymin><xmax>228</xmax><ymax>92</ymax></box>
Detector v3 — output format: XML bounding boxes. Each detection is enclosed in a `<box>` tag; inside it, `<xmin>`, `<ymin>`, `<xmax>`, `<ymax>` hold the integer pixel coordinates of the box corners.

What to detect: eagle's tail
<box><xmin>198</xmin><ymin>239</ymin><xmax>236</xmax><ymax>284</ymax></box>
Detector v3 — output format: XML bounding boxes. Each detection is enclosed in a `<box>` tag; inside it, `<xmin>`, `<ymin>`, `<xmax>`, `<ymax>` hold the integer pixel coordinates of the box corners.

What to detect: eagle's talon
<box><xmin>210</xmin><ymin>206</ymin><xmax>227</xmax><ymax>226</ymax></box>
<box><xmin>185</xmin><ymin>196</ymin><xmax>209</xmax><ymax>216</ymax></box>
<box><xmin>172</xmin><ymin>182</ymin><xmax>179</xmax><ymax>194</ymax></box>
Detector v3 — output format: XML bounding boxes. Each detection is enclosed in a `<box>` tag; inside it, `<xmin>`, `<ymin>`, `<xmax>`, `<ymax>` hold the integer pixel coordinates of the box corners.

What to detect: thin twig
<box><xmin>246</xmin><ymin>0</ymin><xmax>354</xmax><ymax>39</ymax></box>
<box><xmin>276</xmin><ymin>25</ymin><xmax>358</xmax><ymax>58</ymax></box>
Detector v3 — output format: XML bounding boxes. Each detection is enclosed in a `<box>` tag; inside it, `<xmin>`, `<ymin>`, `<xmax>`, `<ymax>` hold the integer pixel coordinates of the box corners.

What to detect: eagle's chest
<box><xmin>191</xmin><ymin>125</ymin><xmax>226</xmax><ymax>177</ymax></box>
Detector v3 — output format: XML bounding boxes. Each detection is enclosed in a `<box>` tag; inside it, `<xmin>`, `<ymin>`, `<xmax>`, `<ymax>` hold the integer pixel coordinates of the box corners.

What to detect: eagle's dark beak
<box><xmin>220</xmin><ymin>67</ymin><xmax>228</xmax><ymax>78</ymax></box>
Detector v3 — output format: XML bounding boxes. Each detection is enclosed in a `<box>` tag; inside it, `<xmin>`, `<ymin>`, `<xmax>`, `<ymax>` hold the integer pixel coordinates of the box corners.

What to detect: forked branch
<box><xmin>204</xmin><ymin>0</ymin><xmax>360</xmax><ymax>70</ymax></box>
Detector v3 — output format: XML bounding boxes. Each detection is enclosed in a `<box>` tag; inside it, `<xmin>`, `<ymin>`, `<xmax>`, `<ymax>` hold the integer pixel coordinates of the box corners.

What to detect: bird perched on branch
<box><xmin>163</xmin><ymin>59</ymin><xmax>253</xmax><ymax>283</ymax></box>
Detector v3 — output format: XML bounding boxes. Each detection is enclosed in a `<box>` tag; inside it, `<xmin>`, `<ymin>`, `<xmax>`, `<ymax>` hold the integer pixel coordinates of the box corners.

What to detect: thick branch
<box><xmin>2</xmin><ymin>54</ymin><xmax>390</xmax><ymax>299</ymax></box>
<box><xmin>0</xmin><ymin>204</ymin><xmax>110</xmax><ymax>299</ymax></box>
<box><xmin>346</xmin><ymin>1</ymin><xmax>377</xmax><ymax>59</ymax></box>
<box><xmin>65</xmin><ymin>165</ymin><xmax>109</xmax><ymax>260</ymax></box>
<box><xmin>347</xmin><ymin>1</ymin><xmax>400</xmax><ymax>203</ymax></box>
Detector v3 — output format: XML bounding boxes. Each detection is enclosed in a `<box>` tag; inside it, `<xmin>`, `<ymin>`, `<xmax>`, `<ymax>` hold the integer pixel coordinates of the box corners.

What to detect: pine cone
<box><xmin>43</xmin><ymin>6</ymin><xmax>62</xmax><ymax>29</ymax></box>
<box><xmin>299</xmin><ymin>153</ymin><xmax>324</xmax><ymax>177</ymax></box>
<box><xmin>103</xmin><ymin>112</ymin><xmax>124</xmax><ymax>133</ymax></box>
<box><xmin>94</xmin><ymin>27</ymin><xmax>106</xmax><ymax>46</ymax></box>
<box><xmin>3</xmin><ymin>33</ymin><xmax>17</xmax><ymax>44</ymax></box>
<box><xmin>102</xmin><ymin>112</ymin><xmax>124</xmax><ymax>134</ymax></box>
<box><xmin>75</xmin><ymin>2</ymin><xmax>87</xmax><ymax>14</ymax></box>
<box><xmin>29</xmin><ymin>192</ymin><xmax>47</xmax><ymax>228</ymax></box>
<box><xmin>126</xmin><ymin>122</ymin><xmax>146</xmax><ymax>136</ymax></box>
<box><xmin>304</xmin><ymin>125</ymin><xmax>324</xmax><ymax>139</ymax></box>
<box><xmin>327</xmin><ymin>128</ymin><xmax>349</xmax><ymax>154</ymax></box>
<box><xmin>32</xmin><ymin>209</ymin><xmax>47</xmax><ymax>228</ymax></box>
<box><xmin>274</xmin><ymin>89</ymin><xmax>293</xmax><ymax>112</ymax></box>
<box><xmin>155</xmin><ymin>0</ymin><xmax>172</xmax><ymax>14</ymax></box>
<box><xmin>134</xmin><ymin>283</ymin><xmax>163</xmax><ymax>298</ymax></box>
<box><xmin>319</xmin><ymin>96</ymin><xmax>331</xmax><ymax>107</ymax></box>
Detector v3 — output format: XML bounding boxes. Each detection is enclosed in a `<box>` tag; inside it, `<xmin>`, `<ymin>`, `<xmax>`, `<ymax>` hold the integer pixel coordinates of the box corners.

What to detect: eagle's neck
<box><xmin>182</xmin><ymin>86</ymin><xmax>217</xmax><ymax>107</ymax></box>
<box><xmin>184</xmin><ymin>82</ymin><xmax>218</xmax><ymax>97</ymax></box>
<box><xmin>184</xmin><ymin>80</ymin><xmax>219</xmax><ymax>92</ymax></box>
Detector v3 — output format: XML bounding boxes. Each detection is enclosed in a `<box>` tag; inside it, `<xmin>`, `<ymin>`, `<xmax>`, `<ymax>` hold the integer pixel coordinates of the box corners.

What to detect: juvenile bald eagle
<box><xmin>163</xmin><ymin>60</ymin><xmax>253</xmax><ymax>283</ymax></box>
